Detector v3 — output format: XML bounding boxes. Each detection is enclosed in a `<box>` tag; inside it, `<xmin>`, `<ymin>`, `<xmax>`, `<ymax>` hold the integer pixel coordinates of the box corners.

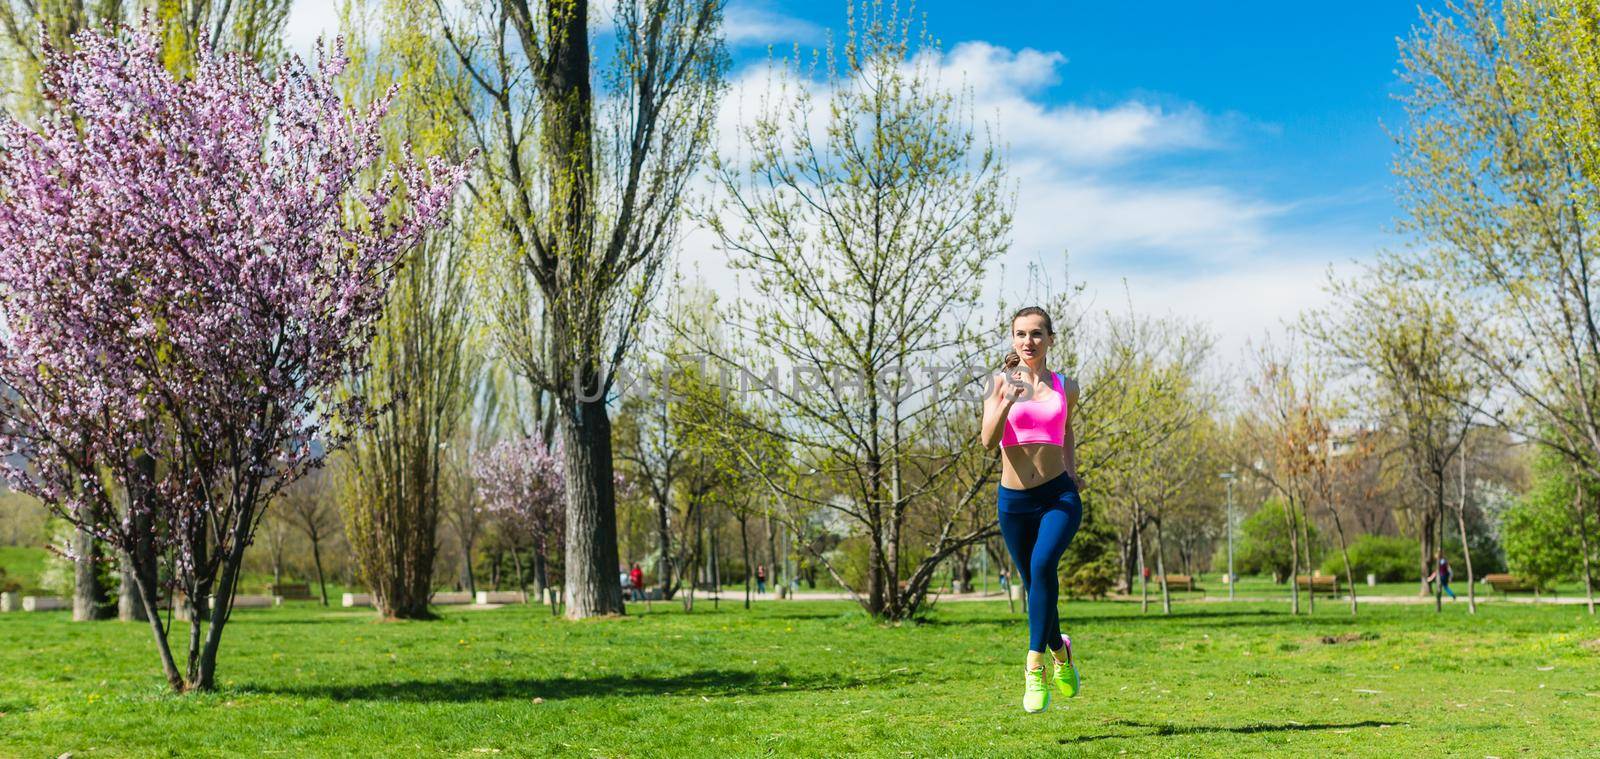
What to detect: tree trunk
<box><xmin>560</xmin><ymin>395</ymin><xmax>625</xmax><ymax>618</ymax></box>
<box><xmin>117</xmin><ymin>555</ymin><xmax>147</xmax><ymax>622</ymax></box>
<box><xmin>193</xmin><ymin>502</ymin><xmax>258</xmax><ymax>691</ymax></box>
<box><xmin>533</xmin><ymin>548</ymin><xmax>548</xmax><ymax>603</ymax></box>
<box><xmin>1283</xmin><ymin>497</ymin><xmax>1301</xmax><ymax>615</ymax></box>
<box><xmin>120</xmin><ymin>454</ymin><xmax>157</xmax><ymax>622</ymax></box>
<box><xmin>765</xmin><ymin>512</ymin><xmax>778</xmax><ymax>582</ymax></box>
<box><xmin>72</xmin><ymin>524</ymin><xmax>112</xmax><ymax>621</ymax></box>
<box><xmin>867</xmin><ymin>531</ymin><xmax>885</xmax><ymax>617</ymax></box>
<box><xmin>738</xmin><ymin>512</ymin><xmax>751</xmax><ymax>610</ymax></box>
<box><xmin>656</xmin><ymin>493</ymin><xmax>673</xmax><ymax>600</ymax></box>
<box><xmin>1154</xmin><ymin>517</ymin><xmax>1171</xmax><ymax>615</ymax></box>
<box><xmin>1135</xmin><ymin>516</ymin><xmax>1149</xmax><ymax>614</ymax></box>
<box><xmin>684</xmin><ymin>499</ymin><xmax>703</xmax><ymax>613</ymax></box>
<box><xmin>534</xmin><ymin>0</ymin><xmax>621</xmax><ymax>621</ymax></box>
<box><xmin>1576</xmin><ymin>482</ymin><xmax>1596</xmax><ymax>616</ymax></box>
<box><xmin>1418</xmin><ymin>509</ymin><xmax>1435</xmax><ymax>596</ymax></box>
<box><xmin>1329</xmin><ymin>505</ymin><xmax>1357</xmax><ymax>617</ymax></box>
<box><xmin>311</xmin><ymin>535</ymin><xmax>329</xmax><ymax>607</ymax></box>
<box><xmin>129</xmin><ymin>552</ymin><xmax>184</xmax><ymax>692</ymax></box>
<box><xmin>710</xmin><ymin>512</ymin><xmax>720</xmax><ymax>611</ymax></box>
<box><xmin>1440</xmin><ymin>486</ymin><xmax>1452</xmax><ymax>611</ymax></box>
<box><xmin>270</xmin><ymin>545</ymin><xmax>282</xmax><ymax>588</ymax></box>
<box><xmin>510</xmin><ymin>542</ymin><xmax>526</xmax><ymax>600</ymax></box>
<box><xmin>1456</xmin><ymin>454</ymin><xmax>1475</xmax><ymax>614</ymax></box>
<box><xmin>459</xmin><ymin>533</ymin><xmax>476</xmax><ymax>600</ymax></box>
<box><xmin>1299</xmin><ymin>499</ymin><xmax>1315</xmax><ymax>615</ymax></box>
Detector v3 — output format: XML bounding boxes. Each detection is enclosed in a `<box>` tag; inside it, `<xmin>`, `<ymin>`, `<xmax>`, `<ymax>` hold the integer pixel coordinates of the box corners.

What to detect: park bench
<box><xmin>1158</xmin><ymin>575</ymin><xmax>1198</xmax><ymax>592</ymax></box>
<box><xmin>1483</xmin><ymin>573</ymin><xmax>1537</xmax><ymax>596</ymax></box>
<box><xmin>269</xmin><ymin>582</ymin><xmax>313</xmax><ymax>601</ymax></box>
<box><xmin>175</xmin><ymin>594</ymin><xmax>274</xmax><ymax>620</ymax></box>
<box><xmin>473</xmin><ymin>590</ymin><xmax>527</xmax><ymax>604</ymax></box>
<box><xmin>431</xmin><ymin>591</ymin><xmax>473</xmax><ymax>605</ymax></box>
<box><xmin>20</xmin><ymin>595</ymin><xmax>67</xmax><ymax>611</ymax></box>
<box><xmin>1295</xmin><ymin>575</ymin><xmax>1340</xmax><ymax>594</ymax></box>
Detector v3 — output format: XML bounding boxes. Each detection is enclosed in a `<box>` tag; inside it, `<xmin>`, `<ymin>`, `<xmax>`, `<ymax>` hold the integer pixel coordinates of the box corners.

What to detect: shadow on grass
<box><xmin>918</xmin><ymin>608</ymin><xmax>1296</xmax><ymax>630</ymax></box>
<box><xmin>234</xmin><ymin>617</ymin><xmax>362</xmax><ymax>626</ymax></box>
<box><xmin>253</xmin><ymin>668</ymin><xmax>912</xmax><ymax>703</ymax></box>
<box><xmin>1068</xmin><ymin>719</ymin><xmax>1402</xmax><ymax>743</ymax></box>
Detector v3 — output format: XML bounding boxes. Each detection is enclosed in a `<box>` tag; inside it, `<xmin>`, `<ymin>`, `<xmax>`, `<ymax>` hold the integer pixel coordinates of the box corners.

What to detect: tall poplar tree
<box><xmin>338</xmin><ymin>0</ymin><xmax>481</xmax><ymax>620</ymax></box>
<box><xmin>430</xmin><ymin>0</ymin><xmax>727</xmax><ymax>617</ymax></box>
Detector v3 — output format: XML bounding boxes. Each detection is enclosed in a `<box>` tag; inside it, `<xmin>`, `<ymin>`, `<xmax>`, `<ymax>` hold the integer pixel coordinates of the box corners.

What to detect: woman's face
<box><xmin>1011</xmin><ymin>314</ymin><xmax>1054</xmax><ymax>364</ymax></box>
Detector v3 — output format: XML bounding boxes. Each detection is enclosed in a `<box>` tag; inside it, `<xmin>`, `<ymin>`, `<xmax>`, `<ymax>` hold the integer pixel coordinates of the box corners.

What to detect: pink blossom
<box><xmin>0</xmin><ymin>24</ymin><xmax>464</xmax><ymax>690</ymax></box>
<box><xmin>473</xmin><ymin>437</ymin><xmax>566</xmax><ymax>556</ymax></box>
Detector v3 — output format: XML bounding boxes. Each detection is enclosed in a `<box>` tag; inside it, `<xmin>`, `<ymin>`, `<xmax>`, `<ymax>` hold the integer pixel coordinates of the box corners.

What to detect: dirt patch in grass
<box><xmin>1581</xmin><ymin>639</ymin><xmax>1600</xmax><ymax>654</ymax></box>
<box><xmin>1319</xmin><ymin>631</ymin><xmax>1381</xmax><ymax>645</ymax></box>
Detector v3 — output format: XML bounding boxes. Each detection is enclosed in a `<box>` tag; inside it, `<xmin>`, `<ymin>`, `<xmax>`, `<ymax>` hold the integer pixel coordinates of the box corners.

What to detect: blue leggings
<box><xmin>997</xmin><ymin>473</ymin><xmax>1083</xmax><ymax>653</ymax></box>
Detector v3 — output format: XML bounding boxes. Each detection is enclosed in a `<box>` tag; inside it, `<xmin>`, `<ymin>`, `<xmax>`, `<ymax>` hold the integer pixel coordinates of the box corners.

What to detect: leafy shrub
<box><xmin>1320</xmin><ymin>534</ymin><xmax>1416</xmax><ymax>583</ymax></box>
<box><xmin>1501</xmin><ymin>446</ymin><xmax>1596</xmax><ymax>590</ymax></box>
<box><xmin>1062</xmin><ymin>500</ymin><xmax>1119</xmax><ymax>599</ymax></box>
<box><xmin>1219</xmin><ymin>498</ymin><xmax>1319</xmax><ymax>582</ymax></box>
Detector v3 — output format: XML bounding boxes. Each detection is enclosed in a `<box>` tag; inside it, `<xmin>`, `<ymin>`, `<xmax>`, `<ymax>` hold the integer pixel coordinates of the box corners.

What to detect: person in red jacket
<box><xmin>629</xmin><ymin>563</ymin><xmax>644</xmax><ymax>599</ymax></box>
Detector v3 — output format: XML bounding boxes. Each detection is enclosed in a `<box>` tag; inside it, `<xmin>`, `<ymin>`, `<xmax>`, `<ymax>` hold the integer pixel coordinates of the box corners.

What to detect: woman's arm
<box><xmin>1062</xmin><ymin>375</ymin><xmax>1080</xmax><ymax>485</ymax></box>
<box><xmin>981</xmin><ymin>373</ymin><xmax>1021</xmax><ymax>450</ymax></box>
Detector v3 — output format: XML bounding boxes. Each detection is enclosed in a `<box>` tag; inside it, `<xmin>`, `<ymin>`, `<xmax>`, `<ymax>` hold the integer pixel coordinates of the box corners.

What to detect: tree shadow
<box><xmin>917</xmin><ymin>608</ymin><xmax>1295</xmax><ymax>630</ymax></box>
<box><xmin>748</xmin><ymin>609</ymin><xmax>854</xmax><ymax>621</ymax></box>
<box><xmin>1067</xmin><ymin>719</ymin><xmax>1403</xmax><ymax>743</ymax></box>
<box><xmin>235</xmin><ymin>617</ymin><xmax>359</xmax><ymax>626</ymax></box>
<box><xmin>252</xmin><ymin>668</ymin><xmax>915</xmax><ymax>703</ymax></box>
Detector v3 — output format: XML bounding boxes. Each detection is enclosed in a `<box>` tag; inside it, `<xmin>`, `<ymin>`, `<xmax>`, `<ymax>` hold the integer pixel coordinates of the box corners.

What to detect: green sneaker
<box><xmin>1023</xmin><ymin>665</ymin><xmax>1050</xmax><ymax>713</ymax></box>
<box><xmin>1052</xmin><ymin>634</ymin><xmax>1080</xmax><ymax>698</ymax></box>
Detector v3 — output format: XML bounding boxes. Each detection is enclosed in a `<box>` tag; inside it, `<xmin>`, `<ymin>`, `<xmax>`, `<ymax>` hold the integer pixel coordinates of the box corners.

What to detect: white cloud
<box><xmin>928</xmin><ymin>42</ymin><xmax>1217</xmax><ymax>166</ymax></box>
<box><xmin>724</xmin><ymin>2</ymin><xmax>823</xmax><ymax>46</ymax></box>
<box><xmin>1009</xmin><ymin>162</ymin><xmax>1280</xmax><ymax>264</ymax></box>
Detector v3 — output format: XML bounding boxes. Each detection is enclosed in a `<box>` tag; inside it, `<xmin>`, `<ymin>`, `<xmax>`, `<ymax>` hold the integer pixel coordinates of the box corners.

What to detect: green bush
<box><xmin>0</xmin><ymin>567</ymin><xmax>18</xmax><ymax>594</ymax></box>
<box><xmin>1219</xmin><ymin>498</ymin><xmax>1319</xmax><ymax>582</ymax></box>
<box><xmin>1060</xmin><ymin>495</ymin><xmax>1119</xmax><ymax>599</ymax></box>
<box><xmin>1502</xmin><ymin>445</ymin><xmax>1597</xmax><ymax>590</ymax></box>
<box><xmin>1319</xmin><ymin>534</ymin><xmax>1415</xmax><ymax>582</ymax></box>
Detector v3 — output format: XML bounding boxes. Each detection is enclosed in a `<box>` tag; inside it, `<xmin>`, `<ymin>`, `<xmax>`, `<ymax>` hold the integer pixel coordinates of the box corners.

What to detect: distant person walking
<box><xmin>755</xmin><ymin>564</ymin><xmax>767</xmax><ymax>594</ymax></box>
<box><xmin>1427</xmin><ymin>553</ymin><xmax>1456</xmax><ymax>600</ymax></box>
<box><xmin>982</xmin><ymin>306</ymin><xmax>1084</xmax><ymax>713</ymax></box>
<box><xmin>630</xmin><ymin>563</ymin><xmax>644</xmax><ymax>600</ymax></box>
<box><xmin>998</xmin><ymin>568</ymin><xmax>1011</xmax><ymax>595</ymax></box>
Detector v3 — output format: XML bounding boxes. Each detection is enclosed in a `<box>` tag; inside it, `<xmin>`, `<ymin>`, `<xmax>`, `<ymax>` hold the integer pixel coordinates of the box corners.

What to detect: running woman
<box><xmin>981</xmin><ymin>306</ymin><xmax>1083</xmax><ymax>713</ymax></box>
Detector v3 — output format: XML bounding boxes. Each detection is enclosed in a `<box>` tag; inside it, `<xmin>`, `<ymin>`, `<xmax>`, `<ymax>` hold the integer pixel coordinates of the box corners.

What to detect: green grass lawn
<box><xmin>1</xmin><ymin>598</ymin><xmax>1597</xmax><ymax>757</ymax></box>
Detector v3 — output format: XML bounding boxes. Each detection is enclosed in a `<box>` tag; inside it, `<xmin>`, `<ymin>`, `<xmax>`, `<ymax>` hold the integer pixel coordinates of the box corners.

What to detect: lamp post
<box><xmin>1220</xmin><ymin>471</ymin><xmax>1236</xmax><ymax>600</ymax></box>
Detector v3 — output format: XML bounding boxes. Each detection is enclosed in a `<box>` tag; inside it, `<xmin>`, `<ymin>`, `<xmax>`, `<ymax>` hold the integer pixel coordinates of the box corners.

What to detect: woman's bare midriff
<box><xmin>1000</xmin><ymin>443</ymin><xmax>1066</xmax><ymax>490</ymax></box>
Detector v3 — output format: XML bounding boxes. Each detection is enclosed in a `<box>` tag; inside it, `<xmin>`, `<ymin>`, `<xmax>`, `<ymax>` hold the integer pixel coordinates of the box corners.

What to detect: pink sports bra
<box><xmin>1000</xmin><ymin>371</ymin><xmax>1067</xmax><ymax>448</ymax></box>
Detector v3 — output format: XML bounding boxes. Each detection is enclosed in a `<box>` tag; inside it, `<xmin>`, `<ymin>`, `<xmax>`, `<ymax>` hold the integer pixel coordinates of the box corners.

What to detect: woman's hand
<box><xmin>1002</xmin><ymin>376</ymin><xmax>1027</xmax><ymax>403</ymax></box>
<box><xmin>1002</xmin><ymin>367</ymin><xmax>1033</xmax><ymax>405</ymax></box>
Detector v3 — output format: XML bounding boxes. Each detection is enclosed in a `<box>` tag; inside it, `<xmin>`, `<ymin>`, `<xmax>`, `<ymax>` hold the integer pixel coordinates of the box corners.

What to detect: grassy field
<box><xmin>2</xmin><ymin>598</ymin><xmax>1598</xmax><ymax>757</ymax></box>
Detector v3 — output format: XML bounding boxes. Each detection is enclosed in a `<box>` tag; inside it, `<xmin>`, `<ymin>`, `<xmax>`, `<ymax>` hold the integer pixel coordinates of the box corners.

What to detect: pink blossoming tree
<box><xmin>474</xmin><ymin>437</ymin><xmax>566</xmax><ymax>605</ymax></box>
<box><xmin>0</xmin><ymin>25</ymin><xmax>463</xmax><ymax>692</ymax></box>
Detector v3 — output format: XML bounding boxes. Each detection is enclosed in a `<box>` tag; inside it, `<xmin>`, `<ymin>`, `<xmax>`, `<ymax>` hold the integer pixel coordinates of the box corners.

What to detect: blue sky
<box><xmin>285</xmin><ymin>0</ymin><xmax>1449</xmax><ymax>360</ymax></box>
